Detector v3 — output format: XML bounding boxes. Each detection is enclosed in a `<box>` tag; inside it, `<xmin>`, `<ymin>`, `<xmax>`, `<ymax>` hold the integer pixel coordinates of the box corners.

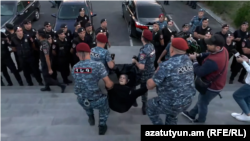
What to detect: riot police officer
<box><xmin>157</xmin><ymin>14</ymin><xmax>168</xmax><ymax>30</ymax></box>
<box><xmin>76</xmin><ymin>8</ymin><xmax>89</xmax><ymax>28</ymax></box>
<box><xmin>85</xmin><ymin>23</ymin><xmax>96</xmax><ymax>48</ymax></box>
<box><xmin>95</xmin><ymin>19</ymin><xmax>110</xmax><ymax>49</ymax></box>
<box><xmin>71</xmin><ymin>28</ymin><xmax>92</xmax><ymax>65</ymax></box>
<box><xmin>44</xmin><ymin>21</ymin><xmax>56</xmax><ymax>39</ymax></box>
<box><xmin>72</xmin><ymin>22</ymin><xmax>81</xmax><ymax>38</ymax></box>
<box><xmin>215</xmin><ymin>24</ymin><xmax>230</xmax><ymax>45</ymax></box>
<box><xmin>72</xmin><ymin>43</ymin><xmax>114</xmax><ymax>135</ymax></box>
<box><xmin>5</xmin><ymin>23</ymin><xmax>22</xmax><ymax>72</ymax></box>
<box><xmin>225</xmin><ymin>34</ymin><xmax>236</xmax><ymax>59</ymax></box>
<box><xmin>90</xmin><ymin>34</ymin><xmax>115</xmax><ymax>74</ymax></box>
<box><xmin>37</xmin><ymin>29</ymin><xmax>66</xmax><ymax>92</ymax></box>
<box><xmin>1</xmin><ymin>32</ymin><xmax>23</xmax><ymax>86</ymax></box>
<box><xmin>146</xmin><ymin>38</ymin><xmax>196</xmax><ymax>125</ymax></box>
<box><xmin>190</xmin><ymin>9</ymin><xmax>205</xmax><ymax>33</ymax></box>
<box><xmin>131</xmin><ymin>29</ymin><xmax>155</xmax><ymax>115</ymax></box>
<box><xmin>152</xmin><ymin>23</ymin><xmax>164</xmax><ymax>69</ymax></box>
<box><xmin>193</xmin><ymin>18</ymin><xmax>212</xmax><ymax>41</ymax></box>
<box><xmin>10</xmin><ymin>26</ymin><xmax>43</xmax><ymax>86</ymax></box>
<box><xmin>52</xmin><ymin>29</ymin><xmax>72</xmax><ymax>84</ymax></box>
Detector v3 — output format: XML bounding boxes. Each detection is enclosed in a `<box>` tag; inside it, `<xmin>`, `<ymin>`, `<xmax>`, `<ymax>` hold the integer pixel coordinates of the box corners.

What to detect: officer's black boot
<box><xmin>99</xmin><ymin>125</ymin><xmax>108</xmax><ymax>135</ymax></box>
<box><xmin>38</xmin><ymin>82</ymin><xmax>44</xmax><ymax>86</ymax></box>
<box><xmin>6</xmin><ymin>78</ymin><xmax>13</xmax><ymax>86</ymax></box>
<box><xmin>40</xmin><ymin>86</ymin><xmax>51</xmax><ymax>91</ymax></box>
<box><xmin>1</xmin><ymin>81</ymin><xmax>5</xmax><ymax>86</ymax></box>
<box><xmin>28</xmin><ymin>82</ymin><xmax>34</xmax><ymax>86</ymax></box>
<box><xmin>60</xmin><ymin>84</ymin><xmax>66</xmax><ymax>93</ymax></box>
<box><xmin>18</xmin><ymin>80</ymin><xmax>24</xmax><ymax>86</ymax></box>
<box><xmin>88</xmin><ymin>115</ymin><xmax>95</xmax><ymax>126</ymax></box>
<box><xmin>133</xmin><ymin>101</ymin><xmax>138</xmax><ymax>107</ymax></box>
<box><xmin>142</xmin><ymin>102</ymin><xmax>146</xmax><ymax>115</ymax></box>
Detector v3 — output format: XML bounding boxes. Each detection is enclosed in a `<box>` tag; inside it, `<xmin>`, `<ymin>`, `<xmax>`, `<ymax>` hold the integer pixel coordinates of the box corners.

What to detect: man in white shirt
<box><xmin>231</xmin><ymin>55</ymin><xmax>250</xmax><ymax>122</ymax></box>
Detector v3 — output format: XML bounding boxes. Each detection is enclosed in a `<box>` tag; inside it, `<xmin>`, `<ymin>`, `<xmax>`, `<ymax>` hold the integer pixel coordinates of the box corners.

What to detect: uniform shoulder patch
<box><xmin>74</xmin><ymin>68</ymin><xmax>92</xmax><ymax>73</ymax></box>
<box><xmin>160</xmin><ymin>34</ymin><xmax>163</xmax><ymax>38</ymax></box>
<box><xmin>2</xmin><ymin>41</ymin><xmax>4</xmax><ymax>44</ymax></box>
<box><xmin>177</xmin><ymin>66</ymin><xmax>193</xmax><ymax>74</ymax></box>
<box><xmin>43</xmin><ymin>48</ymin><xmax>48</xmax><ymax>54</ymax></box>
<box><xmin>242</xmin><ymin>42</ymin><xmax>245</xmax><ymax>47</ymax></box>
<box><xmin>72</xmin><ymin>44</ymin><xmax>76</xmax><ymax>48</ymax></box>
<box><xmin>54</xmin><ymin>40</ymin><xmax>57</xmax><ymax>42</ymax></box>
<box><xmin>232</xmin><ymin>42</ymin><xmax>235</xmax><ymax>46</ymax></box>
<box><xmin>90</xmin><ymin>52</ymin><xmax>100</xmax><ymax>58</ymax></box>
<box><xmin>140</xmin><ymin>54</ymin><xmax>146</xmax><ymax>60</ymax></box>
<box><xmin>52</xmin><ymin>44</ymin><xmax>56</xmax><ymax>49</ymax></box>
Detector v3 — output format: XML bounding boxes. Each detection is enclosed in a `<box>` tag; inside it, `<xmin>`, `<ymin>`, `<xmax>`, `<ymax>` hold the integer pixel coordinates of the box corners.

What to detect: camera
<box><xmin>232</xmin><ymin>49</ymin><xmax>240</xmax><ymax>58</ymax></box>
<box><xmin>111</xmin><ymin>53</ymin><xmax>115</xmax><ymax>60</ymax></box>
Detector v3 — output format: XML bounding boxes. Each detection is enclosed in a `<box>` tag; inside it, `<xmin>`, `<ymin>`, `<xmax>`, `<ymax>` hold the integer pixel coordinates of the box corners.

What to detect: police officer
<box><xmin>76</xmin><ymin>8</ymin><xmax>89</xmax><ymax>28</ymax></box>
<box><xmin>72</xmin><ymin>22</ymin><xmax>81</xmax><ymax>38</ymax></box>
<box><xmin>157</xmin><ymin>14</ymin><xmax>168</xmax><ymax>30</ymax></box>
<box><xmin>72</xmin><ymin>43</ymin><xmax>114</xmax><ymax>135</ymax></box>
<box><xmin>36</xmin><ymin>29</ymin><xmax>66</xmax><ymax>92</ymax></box>
<box><xmin>23</xmin><ymin>19</ymin><xmax>40</xmax><ymax>74</ymax></box>
<box><xmin>146</xmin><ymin>38</ymin><xmax>196</xmax><ymax>125</ymax></box>
<box><xmin>85</xmin><ymin>23</ymin><xmax>96</xmax><ymax>48</ymax></box>
<box><xmin>44</xmin><ymin>22</ymin><xmax>56</xmax><ymax>39</ymax></box>
<box><xmin>5</xmin><ymin>23</ymin><xmax>22</xmax><ymax>72</ymax></box>
<box><xmin>190</xmin><ymin>9</ymin><xmax>205</xmax><ymax>33</ymax></box>
<box><xmin>230</xmin><ymin>22</ymin><xmax>249</xmax><ymax>84</ymax></box>
<box><xmin>215</xmin><ymin>24</ymin><xmax>230</xmax><ymax>44</ymax></box>
<box><xmin>71</xmin><ymin>28</ymin><xmax>92</xmax><ymax>65</ymax></box>
<box><xmin>176</xmin><ymin>23</ymin><xmax>192</xmax><ymax>38</ymax></box>
<box><xmin>225</xmin><ymin>34</ymin><xmax>236</xmax><ymax>59</ymax></box>
<box><xmin>161</xmin><ymin>20</ymin><xmax>176</xmax><ymax>47</ymax></box>
<box><xmin>1</xmin><ymin>32</ymin><xmax>23</xmax><ymax>86</ymax></box>
<box><xmin>152</xmin><ymin>23</ymin><xmax>164</xmax><ymax>69</ymax></box>
<box><xmin>193</xmin><ymin>18</ymin><xmax>212</xmax><ymax>41</ymax></box>
<box><xmin>131</xmin><ymin>29</ymin><xmax>155</xmax><ymax>115</ymax></box>
<box><xmin>90</xmin><ymin>34</ymin><xmax>115</xmax><ymax>74</ymax></box>
<box><xmin>95</xmin><ymin>19</ymin><xmax>110</xmax><ymax>49</ymax></box>
<box><xmin>10</xmin><ymin>26</ymin><xmax>43</xmax><ymax>86</ymax></box>
<box><xmin>52</xmin><ymin>29</ymin><xmax>72</xmax><ymax>84</ymax></box>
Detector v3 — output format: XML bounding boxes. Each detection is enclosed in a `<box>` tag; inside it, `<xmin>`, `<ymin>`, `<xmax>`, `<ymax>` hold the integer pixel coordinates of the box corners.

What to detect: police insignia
<box><xmin>73</xmin><ymin>44</ymin><xmax>76</xmax><ymax>48</ymax></box>
<box><xmin>247</xmin><ymin>32</ymin><xmax>248</xmax><ymax>35</ymax></box>
<box><xmin>40</xmin><ymin>45</ymin><xmax>42</xmax><ymax>50</ymax></box>
<box><xmin>43</xmin><ymin>49</ymin><xmax>48</xmax><ymax>54</ymax></box>
<box><xmin>85</xmin><ymin>17</ymin><xmax>87</xmax><ymax>20</ymax></box>
<box><xmin>54</xmin><ymin>40</ymin><xmax>56</xmax><ymax>42</ymax></box>
<box><xmin>25</xmin><ymin>39</ymin><xmax>27</xmax><ymax>42</ymax></box>
<box><xmin>2</xmin><ymin>41</ymin><xmax>4</xmax><ymax>44</ymax></box>
<box><xmin>140</xmin><ymin>54</ymin><xmax>146</xmax><ymax>60</ymax></box>
<box><xmin>100</xmin><ymin>30</ymin><xmax>103</xmax><ymax>32</ymax></box>
<box><xmin>233</xmin><ymin>42</ymin><xmax>235</xmax><ymax>46</ymax></box>
<box><xmin>242</xmin><ymin>42</ymin><xmax>245</xmax><ymax>47</ymax></box>
<box><xmin>33</xmin><ymin>29</ymin><xmax>35</xmax><ymax>32</ymax></box>
<box><xmin>65</xmin><ymin>38</ymin><xmax>67</xmax><ymax>41</ymax></box>
<box><xmin>74</xmin><ymin>68</ymin><xmax>92</xmax><ymax>73</ymax></box>
<box><xmin>207</xmin><ymin>28</ymin><xmax>210</xmax><ymax>30</ymax></box>
<box><xmin>52</xmin><ymin>45</ymin><xmax>56</xmax><ymax>49</ymax></box>
<box><xmin>160</xmin><ymin>35</ymin><xmax>163</xmax><ymax>38</ymax></box>
<box><xmin>68</xmin><ymin>33</ymin><xmax>70</xmax><ymax>36</ymax></box>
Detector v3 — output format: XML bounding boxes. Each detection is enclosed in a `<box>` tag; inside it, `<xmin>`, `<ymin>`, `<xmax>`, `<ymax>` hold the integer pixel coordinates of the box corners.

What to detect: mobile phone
<box><xmin>111</xmin><ymin>54</ymin><xmax>115</xmax><ymax>60</ymax></box>
<box><xmin>234</xmin><ymin>52</ymin><xmax>240</xmax><ymax>58</ymax></box>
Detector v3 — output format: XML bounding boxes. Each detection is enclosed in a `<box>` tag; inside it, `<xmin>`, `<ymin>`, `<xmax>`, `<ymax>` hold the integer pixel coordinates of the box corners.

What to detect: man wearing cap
<box><xmin>72</xmin><ymin>43</ymin><xmax>113</xmax><ymax>135</ymax></box>
<box><xmin>90</xmin><ymin>34</ymin><xmax>115</xmax><ymax>74</ymax></box>
<box><xmin>76</xmin><ymin>8</ymin><xmax>89</xmax><ymax>28</ymax></box>
<box><xmin>175</xmin><ymin>23</ymin><xmax>192</xmax><ymax>39</ymax></box>
<box><xmin>182</xmin><ymin>34</ymin><xmax>229</xmax><ymax>123</ymax></box>
<box><xmin>44</xmin><ymin>22</ymin><xmax>56</xmax><ymax>39</ymax></box>
<box><xmin>146</xmin><ymin>38</ymin><xmax>195</xmax><ymax>125</ymax></box>
<box><xmin>132</xmin><ymin>29</ymin><xmax>155</xmax><ymax>114</ymax></box>
<box><xmin>190</xmin><ymin>9</ymin><xmax>205</xmax><ymax>34</ymax></box>
<box><xmin>72</xmin><ymin>22</ymin><xmax>81</xmax><ymax>38</ymax></box>
<box><xmin>52</xmin><ymin>29</ymin><xmax>72</xmax><ymax>85</ymax></box>
<box><xmin>85</xmin><ymin>23</ymin><xmax>96</xmax><ymax>48</ymax></box>
<box><xmin>194</xmin><ymin>18</ymin><xmax>212</xmax><ymax>41</ymax></box>
<box><xmin>5</xmin><ymin>23</ymin><xmax>22</xmax><ymax>72</ymax></box>
<box><xmin>215</xmin><ymin>24</ymin><xmax>230</xmax><ymax>44</ymax></box>
<box><xmin>37</xmin><ymin>28</ymin><xmax>66</xmax><ymax>92</ymax></box>
<box><xmin>224</xmin><ymin>35</ymin><xmax>236</xmax><ymax>59</ymax></box>
<box><xmin>95</xmin><ymin>19</ymin><xmax>110</xmax><ymax>49</ymax></box>
<box><xmin>10</xmin><ymin>26</ymin><xmax>43</xmax><ymax>86</ymax></box>
<box><xmin>230</xmin><ymin>22</ymin><xmax>249</xmax><ymax>84</ymax></box>
<box><xmin>71</xmin><ymin>28</ymin><xmax>92</xmax><ymax>65</ymax></box>
<box><xmin>157</xmin><ymin>14</ymin><xmax>168</xmax><ymax>30</ymax></box>
<box><xmin>1</xmin><ymin>32</ymin><xmax>23</xmax><ymax>86</ymax></box>
<box><xmin>152</xmin><ymin>23</ymin><xmax>164</xmax><ymax>69</ymax></box>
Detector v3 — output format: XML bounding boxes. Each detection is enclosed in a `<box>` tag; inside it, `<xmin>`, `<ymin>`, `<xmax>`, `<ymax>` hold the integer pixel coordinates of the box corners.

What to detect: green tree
<box><xmin>234</xmin><ymin>2</ymin><xmax>250</xmax><ymax>27</ymax></box>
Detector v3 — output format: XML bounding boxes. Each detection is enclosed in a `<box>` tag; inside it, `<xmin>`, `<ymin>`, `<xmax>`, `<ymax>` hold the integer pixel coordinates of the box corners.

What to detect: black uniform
<box><xmin>76</xmin><ymin>15</ymin><xmax>89</xmax><ymax>28</ymax></box>
<box><xmin>40</xmin><ymin>39</ymin><xmax>65</xmax><ymax>92</ymax></box>
<box><xmin>194</xmin><ymin>25</ymin><xmax>212</xmax><ymax>40</ymax></box>
<box><xmin>1</xmin><ymin>36</ymin><xmax>23</xmax><ymax>86</ymax></box>
<box><xmin>152</xmin><ymin>30</ymin><xmax>164</xmax><ymax>68</ymax></box>
<box><xmin>85</xmin><ymin>31</ymin><xmax>96</xmax><ymax>48</ymax></box>
<box><xmin>230</xmin><ymin>29</ymin><xmax>249</xmax><ymax>83</ymax></box>
<box><xmin>95</xmin><ymin>27</ymin><xmax>109</xmax><ymax>49</ymax></box>
<box><xmin>225</xmin><ymin>41</ymin><xmax>236</xmax><ymax>59</ymax></box>
<box><xmin>162</xmin><ymin>27</ymin><xmax>173</xmax><ymax>46</ymax></box>
<box><xmin>72</xmin><ymin>30</ymin><xmax>79</xmax><ymax>38</ymax></box>
<box><xmin>215</xmin><ymin>31</ymin><xmax>228</xmax><ymax>45</ymax></box>
<box><xmin>10</xmin><ymin>34</ymin><xmax>43</xmax><ymax>86</ymax></box>
<box><xmin>52</xmin><ymin>37</ymin><xmax>72</xmax><ymax>84</ymax></box>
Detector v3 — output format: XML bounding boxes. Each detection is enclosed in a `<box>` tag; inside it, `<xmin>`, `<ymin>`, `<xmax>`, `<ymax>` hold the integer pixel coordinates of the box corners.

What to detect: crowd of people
<box><xmin>1</xmin><ymin>5</ymin><xmax>250</xmax><ymax>135</ymax></box>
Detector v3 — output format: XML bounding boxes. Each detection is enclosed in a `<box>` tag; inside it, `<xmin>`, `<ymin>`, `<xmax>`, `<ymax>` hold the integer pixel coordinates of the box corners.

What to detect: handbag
<box><xmin>195</xmin><ymin>50</ymin><xmax>227</xmax><ymax>95</ymax></box>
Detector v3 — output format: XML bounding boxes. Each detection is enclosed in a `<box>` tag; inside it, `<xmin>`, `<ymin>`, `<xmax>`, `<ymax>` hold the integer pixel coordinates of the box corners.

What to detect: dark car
<box><xmin>51</xmin><ymin>0</ymin><xmax>97</xmax><ymax>32</ymax></box>
<box><xmin>122</xmin><ymin>0</ymin><xmax>170</xmax><ymax>38</ymax></box>
<box><xmin>1</xmin><ymin>0</ymin><xmax>41</xmax><ymax>32</ymax></box>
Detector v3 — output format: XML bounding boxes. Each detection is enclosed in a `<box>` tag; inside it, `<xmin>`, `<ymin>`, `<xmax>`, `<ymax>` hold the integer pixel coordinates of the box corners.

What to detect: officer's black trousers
<box><xmin>29</xmin><ymin>51</ymin><xmax>40</xmax><ymax>75</ymax></box>
<box><xmin>1</xmin><ymin>57</ymin><xmax>22</xmax><ymax>84</ymax></box>
<box><xmin>42</xmin><ymin>73</ymin><xmax>62</xmax><ymax>88</ymax></box>
<box><xmin>13</xmin><ymin>52</ymin><xmax>21</xmax><ymax>71</ymax></box>
<box><xmin>51</xmin><ymin>57</ymin><xmax>58</xmax><ymax>80</ymax></box>
<box><xmin>1</xmin><ymin>76</ymin><xmax>4</xmax><ymax>86</ymax></box>
<box><xmin>230</xmin><ymin>57</ymin><xmax>246</xmax><ymax>81</ymax></box>
<box><xmin>19</xmin><ymin>58</ymin><xmax>43</xmax><ymax>84</ymax></box>
<box><xmin>58</xmin><ymin>60</ymin><xmax>70</xmax><ymax>82</ymax></box>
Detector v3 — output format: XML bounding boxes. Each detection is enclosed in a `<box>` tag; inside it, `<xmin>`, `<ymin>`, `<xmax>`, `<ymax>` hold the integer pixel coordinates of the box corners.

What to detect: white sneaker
<box><xmin>235</xmin><ymin>114</ymin><xmax>250</xmax><ymax>122</ymax></box>
<box><xmin>231</xmin><ymin>112</ymin><xmax>242</xmax><ymax>118</ymax></box>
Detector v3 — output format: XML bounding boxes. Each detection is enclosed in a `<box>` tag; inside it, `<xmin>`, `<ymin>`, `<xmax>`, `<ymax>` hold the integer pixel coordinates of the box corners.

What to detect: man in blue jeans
<box><xmin>231</xmin><ymin>55</ymin><xmax>250</xmax><ymax>122</ymax></box>
<box><xmin>182</xmin><ymin>34</ymin><xmax>229</xmax><ymax>123</ymax></box>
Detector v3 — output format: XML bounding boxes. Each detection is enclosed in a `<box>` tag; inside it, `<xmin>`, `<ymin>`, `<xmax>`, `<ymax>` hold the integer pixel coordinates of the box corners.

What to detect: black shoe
<box><xmin>88</xmin><ymin>115</ymin><xmax>95</xmax><ymax>126</ymax></box>
<box><xmin>192</xmin><ymin>7</ymin><xmax>196</xmax><ymax>9</ymax></box>
<box><xmin>2</xmin><ymin>83</ymin><xmax>5</xmax><ymax>86</ymax></box>
<box><xmin>28</xmin><ymin>83</ymin><xmax>34</xmax><ymax>86</ymax></box>
<box><xmin>181</xmin><ymin>111</ymin><xmax>195</xmax><ymax>121</ymax></box>
<box><xmin>39</xmin><ymin>82</ymin><xmax>44</xmax><ymax>86</ymax></box>
<box><xmin>142</xmin><ymin>102</ymin><xmax>146</xmax><ymax>115</ymax></box>
<box><xmin>7</xmin><ymin>83</ymin><xmax>13</xmax><ymax>86</ymax></box>
<box><xmin>229</xmin><ymin>80</ymin><xmax>233</xmax><ymax>84</ymax></box>
<box><xmin>60</xmin><ymin>85</ymin><xmax>66</xmax><ymax>93</ymax></box>
<box><xmin>18</xmin><ymin>81</ymin><xmax>24</xmax><ymax>86</ymax></box>
<box><xmin>238</xmin><ymin>80</ymin><xmax>246</xmax><ymax>84</ymax></box>
<box><xmin>133</xmin><ymin>101</ymin><xmax>138</xmax><ymax>107</ymax></box>
<box><xmin>51</xmin><ymin>5</ymin><xmax>56</xmax><ymax>8</ymax></box>
<box><xmin>99</xmin><ymin>125</ymin><xmax>107</xmax><ymax>135</ymax></box>
<box><xmin>40</xmin><ymin>87</ymin><xmax>51</xmax><ymax>91</ymax></box>
<box><xmin>193</xmin><ymin>119</ymin><xmax>205</xmax><ymax>123</ymax></box>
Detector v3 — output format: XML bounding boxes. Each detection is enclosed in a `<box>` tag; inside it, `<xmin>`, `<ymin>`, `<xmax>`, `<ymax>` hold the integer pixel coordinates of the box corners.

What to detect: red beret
<box><xmin>142</xmin><ymin>29</ymin><xmax>152</xmax><ymax>41</ymax></box>
<box><xmin>96</xmin><ymin>33</ymin><xmax>108</xmax><ymax>43</ymax></box>
<box><xmin>159</xmin><ymin>14</ymin><xmax>164</xmax><ymax>18</ymax></box>
<box><xmin>171</xmin><ymin>38</ymin><xmax>189</xmax><ymax>51</ymax></box>
<box><xmin>76</xmin><ymin>43</ymin><xmax>91</xmax><ymax>52</ymax></box>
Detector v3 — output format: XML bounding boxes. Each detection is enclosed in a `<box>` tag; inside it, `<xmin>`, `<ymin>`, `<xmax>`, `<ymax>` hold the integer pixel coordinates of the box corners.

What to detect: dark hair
<box><xmin>120</xmin><ymin>74</ymin><xmax>129</xmax><ymax>82</ymax></box>
<box><xmin>38</xmin><ymin>33</ymin><xmax>47</xmax><ymax>38</ymax></box>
